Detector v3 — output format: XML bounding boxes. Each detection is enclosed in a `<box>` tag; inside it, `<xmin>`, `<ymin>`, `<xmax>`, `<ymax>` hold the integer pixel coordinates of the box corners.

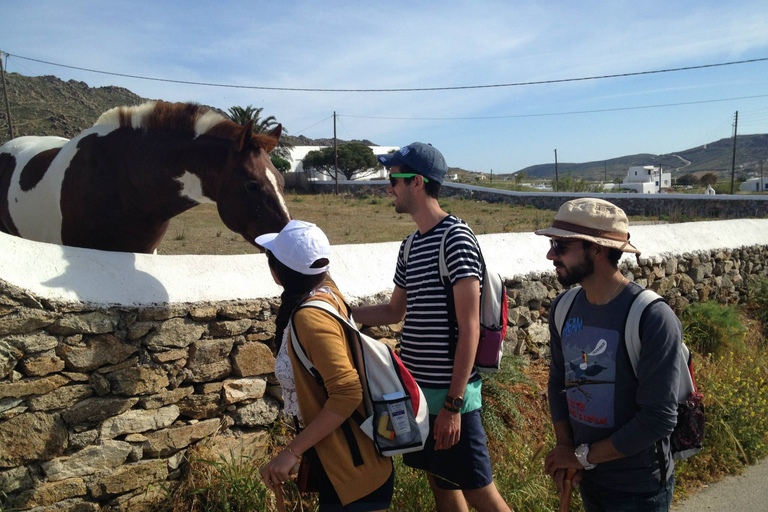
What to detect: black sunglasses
<box><xmin>550</xmin><ymin>239</ymin><xmax>574</xmax><ymax>256</ymax></box>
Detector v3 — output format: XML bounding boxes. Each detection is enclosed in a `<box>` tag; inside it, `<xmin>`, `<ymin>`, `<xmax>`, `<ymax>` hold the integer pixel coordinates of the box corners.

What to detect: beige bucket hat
<box><xmin>535</xmin><ymin>198</ymin><xmax>640</xmax><ymax>255</ymax></box>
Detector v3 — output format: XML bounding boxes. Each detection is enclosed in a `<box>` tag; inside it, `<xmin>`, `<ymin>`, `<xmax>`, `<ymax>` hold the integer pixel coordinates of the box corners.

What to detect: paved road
<box><xmin>673</xmin><ymin>458</ymin><xmax>768</xmax><ymax>511</ymax></box>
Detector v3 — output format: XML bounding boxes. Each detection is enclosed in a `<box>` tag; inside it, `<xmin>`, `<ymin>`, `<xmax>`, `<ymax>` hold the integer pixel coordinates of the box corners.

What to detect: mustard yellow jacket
<box><xmin>290</xmin><ymin>279</ymin><xmax>392</xmax><ymax>505</ymax></box>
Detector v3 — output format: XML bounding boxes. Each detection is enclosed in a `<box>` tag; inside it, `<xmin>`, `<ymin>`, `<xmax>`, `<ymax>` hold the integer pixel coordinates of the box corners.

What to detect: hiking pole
<box><xmin>274</xmin><ymin>482</ymin><xmax>286</xmax><ymax>512</ymax></box>
<box><xmin>558</xmin><ymin>468</ymin><xmax>578</xmax><ymax>512</ymax></box>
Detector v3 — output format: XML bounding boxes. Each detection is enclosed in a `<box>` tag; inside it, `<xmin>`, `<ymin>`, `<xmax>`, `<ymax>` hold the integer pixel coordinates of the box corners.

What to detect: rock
<box><xmin>0</xmin><ymin>308</ymin><xmax>59</xmax><ymax>336</ymax></box>
<box><xmin>222</xmin><ymin>377</ymin><xmax>267</xmax><ymax>405</ymax></box>
<box><xmin>176</xmin><ymin>393</ymin><xmax>224</xmax><ymax>419</ymax></box>
<box><xmin>0</xmin><ymin>373</ymin><xmax>69</xmax><ymax>399</ymax></box>
<box><xmin>19</xmin><ymin>349</ymin><xmax>66</xmax><ymax>376</ymax></box>
<box><xmin>2</xmin><ymin>331</ymin><xmax>59</xmax><ymax>352</ymax></box>
<box><xmin>68</xmin><ymin>430</ymin><xmax>99</xmax><ymax>451</ymax></box>
<box><xmin>28</xmin><ymin>384</ymin><xmax>93</xmax><ymax>412</ymax></box>
<box><xmin>230</xmin><ymin>396</ymin><xmax>280</xmax><ymax>427</ymax></box>
<box><xmin>205</xmin><ymin>431</ymin><xmax>270</xmax><ymax>460</ymax></box>
<box><xmin>0</xmin><ymin>466</ymin><xmax>33</xmax><ymax>494</ymax></box>
<box><xmin>142</xmin><ymin>418</ymin><xmax>220</xmax><ymax>457</ymax></box>
<box><xmin>48</xmin><ymin>311</ymin><xmax>119</xmax><ymax>336</ymax></box>
<box><xmin>218</xmin><ymin>303</ymin><xmax>262</xmax><ymax>319</ymax></box>
<box><xmin>0</xmin><ymin>341</ymin><xmax>23</xmax><ymax>378</ymax></box>
<box><xmin>525</xmin><ymin>322</ymin><xmax>550</xmax><ymax>350</ymax></box>
<box><xmin>137</xmin><ymin>305</ymin><xmax>188</xmax><ymax>321</ymax></box>
<box><xmin>11</xmin><ymin>478</ymin><xmax>87</xmax><ymax>509</ymax></box>
<box><xmin>0</xmin><ymin>412</ymin><xmax>68</xmax><ymax>467</ymax></box>
<box><xmin>90</xmin><ymin>460</ymin><xmax>168</xmax><ymax>498</ymax></box>
<box><xmin>516</xmin><ymin>281</ymin><xmax>549</xmax><ymax>309</ymax></box>
<box><xmin>99</xmin><ymin>405</ymin><xmax>179</xmax><ymax>439</ymax></box>
<box><xmin>106</xmin><ymin>367</ymin><xmax>170</xmax><ymax>396</ymax></box>
<box><xmin>508</xmin><ymin>306</ymin><xmax>532</xmax><ymax>327</ymax></box>
<box><xmin>230</xmin><ymin>340</ymin><xmax>275</xmax><ymax>377</ymax></box>
<box><xmin>56</xmin><ymin>334</ymin><xmax>137</xmax><ymax>372</ymax></box>
<box><xmin>150</xmin><ymin>348</ymin><xmax>188</xmax><ymax>363</ymax></box>
<box><xmin>62</xmin><ymin>397</ymin><xmax>138</xmax><ymax>428</ymax></box>
<box><xmin>207</xmin><ymin>319</ymin><xmax>252</xmax><ymax>337</ymax></box>
<box><xmin>126</xmin><ymin>322</ymin><xmax>155</xmax><ymax>341</ymax></box>
<box><xmin>143</xmin><ymin>317</ymin><xmax>206</xmax><ymax>351</ymax></box>
<box><xmin>189</xmin><ymin>305</ymin><xmax>218</xmax><ymax>321</ymax></box>
<box><xmin>42</xmin><ymin>440</ymin><xmax>132</xmax><ymax>481</ymax></box>
<box><xmin>188</xmin><ymin>338</ymin><xmax>236</xmax><ymax>367</ymax></box>
<box><xmin>183</xmin><ymin>359</ymin><xmax>231</xmax><ymax>383</ymax></box>
<box><xmin>138</xmin><ymin>386</ymin><xmax>194</xmax><ymax>409</ymax></box>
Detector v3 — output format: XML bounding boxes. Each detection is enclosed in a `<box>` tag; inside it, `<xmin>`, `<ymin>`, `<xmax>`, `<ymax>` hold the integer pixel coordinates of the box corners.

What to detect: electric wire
<box><xmin>2</xmin><ymin>51</ymin><xmax>767</xmax><ymax>93</ymax></box>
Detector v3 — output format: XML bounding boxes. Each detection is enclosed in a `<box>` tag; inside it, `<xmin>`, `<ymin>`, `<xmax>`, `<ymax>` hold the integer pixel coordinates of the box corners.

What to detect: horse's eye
<box><xmin>245</xmin><ymin>181</ymin><xmax>260</xmax><ymax>194</ymax></box>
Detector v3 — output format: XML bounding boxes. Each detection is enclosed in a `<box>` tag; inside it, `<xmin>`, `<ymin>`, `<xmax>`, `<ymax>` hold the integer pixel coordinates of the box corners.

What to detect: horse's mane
<box><xmin>94</xmin><ymin>101</ymin><xmax>277</xmax><ymax>147</ymax></box>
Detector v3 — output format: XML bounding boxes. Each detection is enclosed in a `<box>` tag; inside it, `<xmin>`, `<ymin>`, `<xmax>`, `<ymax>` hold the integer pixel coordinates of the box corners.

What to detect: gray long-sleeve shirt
<box><xmin>548</xmin><ymin>282</ymin><xmax>682</xmax><ymax>493</ymax></box>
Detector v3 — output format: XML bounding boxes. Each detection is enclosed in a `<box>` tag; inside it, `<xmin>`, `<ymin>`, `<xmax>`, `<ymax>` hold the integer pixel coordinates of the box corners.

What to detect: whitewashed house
<box><xmin>739</xmin><ymin>177</ymin><xmax>768</xmax><ymax>192</ymax></box>
<box><xmin>286</xmin><ymin>146</ymin><xmax>400</xmax><ymax>181</ymax></box>
<box><xmin>618</xmin><ymin>165</ymin><xmax>671</xmax><ymax>194</ymax></box>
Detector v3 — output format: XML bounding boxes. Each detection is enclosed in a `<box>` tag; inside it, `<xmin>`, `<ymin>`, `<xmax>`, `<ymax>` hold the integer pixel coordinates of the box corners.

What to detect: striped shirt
<box><xmin>393</xmin><ymin>215</ymin><xmax>482</xmax><ymax>388</ymax></box>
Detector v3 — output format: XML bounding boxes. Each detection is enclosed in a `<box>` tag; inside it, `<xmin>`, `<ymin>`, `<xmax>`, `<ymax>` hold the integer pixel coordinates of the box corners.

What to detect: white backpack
<box><xmin>290</xmin><ymin>296</ymin><xmax>430</xmax><ymax>456</ymax></box>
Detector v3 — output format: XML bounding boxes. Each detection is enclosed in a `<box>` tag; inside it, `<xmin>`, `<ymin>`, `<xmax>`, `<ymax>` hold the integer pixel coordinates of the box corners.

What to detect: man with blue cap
<box><xmin>353</xmin><ymin>143</ymin><xmax>511</xmax><ymax>512</ymax></box>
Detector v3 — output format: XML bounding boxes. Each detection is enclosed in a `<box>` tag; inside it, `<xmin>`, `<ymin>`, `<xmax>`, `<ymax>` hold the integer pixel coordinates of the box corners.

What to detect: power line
<box><xmin>293</xmin><ymin>115</ymin><xmax>334</xmax><ymax>136</ymax></box>
<box><xmin>340</xmin><ymin>94</ymin><xmax>768</xmax><ymax>121</ymax></box>
<box><xmin>3</xmin><ymin>50</ymin><xmax>767</xmax><ymax>93</ymax></box>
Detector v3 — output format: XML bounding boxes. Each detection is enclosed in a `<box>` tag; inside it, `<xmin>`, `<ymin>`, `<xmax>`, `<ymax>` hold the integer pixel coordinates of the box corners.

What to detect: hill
<box><xmin>0</xmin><ymin>73</ymin><xmax>348</xmax><ymax>147</ymax></box>
<box><xmin>519</xmin><ymin>134</ymin><xmax>768</xmax><ymax>181</ymax></box>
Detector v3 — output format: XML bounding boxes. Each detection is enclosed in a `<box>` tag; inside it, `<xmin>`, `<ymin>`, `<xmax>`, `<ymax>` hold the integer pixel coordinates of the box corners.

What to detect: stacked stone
<box><xmin>1</xmin><ymin>244</ymin><xmax>767</xmax><ymax>510</ymax></box>
<box><xmin>0</xmin><ymin>280</ymin><xmax>281</xmax><ymax>511</ymax></box>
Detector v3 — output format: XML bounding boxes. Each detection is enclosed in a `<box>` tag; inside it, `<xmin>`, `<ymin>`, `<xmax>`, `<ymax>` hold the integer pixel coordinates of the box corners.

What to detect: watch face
<box><xmin>448</xmin><ymin>396</ymin><xmax>464</xmax><ymax>408</ymax></box>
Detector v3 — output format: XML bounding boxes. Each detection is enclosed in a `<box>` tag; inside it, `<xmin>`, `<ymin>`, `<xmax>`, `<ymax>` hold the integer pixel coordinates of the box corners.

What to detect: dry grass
<box><xmin>157</xmin><ymin>192</ymin><xmax>560</xmax><ymax>255</ymax></box>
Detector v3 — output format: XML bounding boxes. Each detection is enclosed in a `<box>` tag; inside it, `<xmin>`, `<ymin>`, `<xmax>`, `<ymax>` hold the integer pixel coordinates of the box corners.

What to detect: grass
<box><xmin>682</xmin><ymin>301</ymin><xmax>747</xmax><ymax>355</ymax></box>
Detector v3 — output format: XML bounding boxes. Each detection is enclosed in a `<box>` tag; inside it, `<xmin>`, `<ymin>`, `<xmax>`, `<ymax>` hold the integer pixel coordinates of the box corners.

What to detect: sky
<box><xmin>2</xmin><ymin>1</ymin><xmax>768</xmax><ymax>174</ymax></box>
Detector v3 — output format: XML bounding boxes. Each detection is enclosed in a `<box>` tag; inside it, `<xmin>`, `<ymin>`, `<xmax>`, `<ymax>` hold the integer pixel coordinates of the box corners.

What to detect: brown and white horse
<box><xmin>0</xmin><ymin>101</ymin><xmax>291</xmax><ymax>253</ymax></box>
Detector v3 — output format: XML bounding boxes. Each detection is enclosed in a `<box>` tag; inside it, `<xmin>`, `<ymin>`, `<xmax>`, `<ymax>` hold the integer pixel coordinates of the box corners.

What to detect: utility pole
<box><xmin>761</xmin><ymin>160</ymin><xmax>764</xmax><ymax>192</ymax></box>
<box><xmin>490</xmin><ymin>169</ymin><xmax>493</xmax><ymax>182</ymax></box>
<box><xmin>0</xmin><ymin>50</ymin><xmax>14</xmax><ymax>140</ymax></box>
<box><xmin>554</xmin><ymin>149</ymin><xmax>559</xmax><ymax>192</ymax></box>
<box><xmin>604</xmin><ymin>161</ymin><xmax>607</xmax><ymax>185</ymax></box>
<box><xmin>730</xmin><ymin>111</ymin><xmax>738</xmax><ymax>194</ymax></box>
<box><xmin>333</xmin><ymin>111</ymin><xmax>338</xmax><ymax>195</ymax></box>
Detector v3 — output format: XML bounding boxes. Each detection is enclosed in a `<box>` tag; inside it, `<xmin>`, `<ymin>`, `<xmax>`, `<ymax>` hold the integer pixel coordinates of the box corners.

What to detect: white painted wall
<box><xmin>2</xmin><ymin>219</ymin><xmax>768</xmax><ymax>307</ymax></box>
<box><xmin>740</xmin><ymin>177</ymin><xmax>768</xmax><ymax>192</ymax></box>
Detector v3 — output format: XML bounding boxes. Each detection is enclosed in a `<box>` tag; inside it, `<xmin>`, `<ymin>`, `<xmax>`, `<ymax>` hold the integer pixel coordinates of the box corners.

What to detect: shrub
<box><xmin>681</xmin><ymin>301</ymin><xmax>745</xmax><ymax>355</ymax></box>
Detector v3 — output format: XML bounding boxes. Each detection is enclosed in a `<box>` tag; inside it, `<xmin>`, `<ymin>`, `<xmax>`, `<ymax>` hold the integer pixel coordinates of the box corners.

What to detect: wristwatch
<box><xmin>574</xmin><ymin>444</ymin><xmax>596</xmax><ymax>470</ymax></box>
<box><xmin>444</xmin><ymin>395</ymin><xmax>464</xmax><ymax>413</ymax></box>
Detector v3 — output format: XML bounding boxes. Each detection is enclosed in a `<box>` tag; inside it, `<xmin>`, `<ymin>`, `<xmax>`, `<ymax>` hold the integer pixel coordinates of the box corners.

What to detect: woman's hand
<box><xmin>260</xmin><ymin>449</ymin><xmax>300</xmax><ymax>491</ymax></box>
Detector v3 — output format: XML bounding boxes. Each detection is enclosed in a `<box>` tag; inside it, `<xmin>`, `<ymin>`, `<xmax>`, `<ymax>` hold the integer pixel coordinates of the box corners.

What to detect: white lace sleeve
<box><xmin>274</xmin><ymin>325</ymin><xmax>301</xmax><ymax>419</ymax></box>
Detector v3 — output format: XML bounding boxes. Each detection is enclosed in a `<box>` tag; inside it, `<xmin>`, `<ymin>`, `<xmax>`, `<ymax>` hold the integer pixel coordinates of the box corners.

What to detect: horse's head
<box><xmin>217</xmin><ymin>121</ymin><xmax>291</xmax><ymax>245</ymax></box>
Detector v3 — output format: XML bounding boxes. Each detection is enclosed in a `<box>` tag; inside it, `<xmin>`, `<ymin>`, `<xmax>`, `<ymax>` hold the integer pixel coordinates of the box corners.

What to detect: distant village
<box><xmin>284</xmin><ymin>145</ymin><xmax>767</xmax><ymax>194</ymax></box>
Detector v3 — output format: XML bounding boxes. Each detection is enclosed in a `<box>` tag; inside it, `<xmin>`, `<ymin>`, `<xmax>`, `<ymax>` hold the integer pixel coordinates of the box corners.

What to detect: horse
<box><xmin>0</xmin><ymin>101</ymin><xmax>291</xmax><ymax>253</ymax></box>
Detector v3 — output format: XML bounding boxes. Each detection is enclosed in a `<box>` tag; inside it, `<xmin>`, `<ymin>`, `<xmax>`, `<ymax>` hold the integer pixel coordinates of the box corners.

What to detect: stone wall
<box><xmin>2</xmin><ymin>241</ymin><xmax>768</xmax><ymax>510</ymax></box>
<box><xmin>308</xmin><ymin>181</ymin><xmax>768</xmax><ymax>219</ymax></box>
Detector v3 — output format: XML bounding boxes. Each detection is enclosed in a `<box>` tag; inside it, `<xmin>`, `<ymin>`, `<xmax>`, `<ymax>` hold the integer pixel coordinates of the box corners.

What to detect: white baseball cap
<box><xmin>255</xmin><ymin>220</ymin><xmax>331</xmax><ymax>275</ymax></box>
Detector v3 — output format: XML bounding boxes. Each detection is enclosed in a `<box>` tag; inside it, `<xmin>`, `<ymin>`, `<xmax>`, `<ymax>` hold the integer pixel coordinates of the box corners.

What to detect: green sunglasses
<box><xmin>389</xmin><ymin>173</ymin><xmax>429</xmax><ymax>186</ymax></box>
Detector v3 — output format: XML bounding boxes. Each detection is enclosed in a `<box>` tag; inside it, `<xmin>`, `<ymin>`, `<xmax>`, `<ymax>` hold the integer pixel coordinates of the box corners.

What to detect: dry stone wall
<box><xmin>1</xmin><ymin>243</ymin><xmax>767</xmax><ymax>511</ymax></box>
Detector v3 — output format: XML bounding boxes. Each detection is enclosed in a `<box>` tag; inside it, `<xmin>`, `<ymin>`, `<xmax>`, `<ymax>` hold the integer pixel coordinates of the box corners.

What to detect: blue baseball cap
<box><xmin>377</xmin><ymin>142</ymin><xmax>447</xmax><ymax>184</ymax></box>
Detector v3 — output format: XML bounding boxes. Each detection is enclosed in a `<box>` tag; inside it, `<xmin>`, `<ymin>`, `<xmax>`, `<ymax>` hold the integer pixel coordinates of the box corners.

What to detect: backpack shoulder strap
<box><xmin>438</xmin><ymin>222</ymin><xmax>478</xmax><ymax>284</ymax></box>
<box><xmin>624</xmin><ymin>289</ymin><xmax>664</xmax><ymax>377</ymax></box>
<box><xmin>554</xmin><ymin>287</ymin><xmax>582</xmax><ymax>337</ymax></box>
<box><xmin>402</xmin><ymin>231</ymin><xmax>418</xmax><ymax>264</ymax></box>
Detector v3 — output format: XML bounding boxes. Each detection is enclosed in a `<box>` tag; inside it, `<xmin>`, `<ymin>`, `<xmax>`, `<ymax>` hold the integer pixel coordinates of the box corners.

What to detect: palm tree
<box><xmin>226</xmin><ymin>105</ymin><xmax>294</xmax><ymax>160</ymax></box>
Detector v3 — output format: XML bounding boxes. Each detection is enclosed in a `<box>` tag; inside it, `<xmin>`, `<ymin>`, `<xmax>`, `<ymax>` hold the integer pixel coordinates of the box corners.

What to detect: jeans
<box><xmin>579</xmin><ymin>474</ymin><xmax>674</xmax><ymax>512</ymax></box>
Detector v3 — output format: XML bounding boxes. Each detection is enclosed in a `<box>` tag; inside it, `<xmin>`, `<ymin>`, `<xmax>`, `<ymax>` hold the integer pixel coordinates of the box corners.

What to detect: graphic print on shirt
<box><xmin>562</xmin><ymin>322</ymin><xmax>619</xmax><ymax>428</ymax></box>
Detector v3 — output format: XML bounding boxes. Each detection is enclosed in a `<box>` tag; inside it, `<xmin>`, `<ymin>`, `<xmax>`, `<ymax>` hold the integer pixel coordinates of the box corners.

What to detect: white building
<box><xmin>286</xmin><ymin>145</ymin><xmax>400</xmax><ymax>181</ymax></box>
<box><xmin>618</xmin><ymin>165</ymin><xmax>672</xmax><ymax>194</ymax></box>
<box><xmin>739</xmin><ymin>177</ymin><xmax>768</xmax><ymax>192</ymax></box>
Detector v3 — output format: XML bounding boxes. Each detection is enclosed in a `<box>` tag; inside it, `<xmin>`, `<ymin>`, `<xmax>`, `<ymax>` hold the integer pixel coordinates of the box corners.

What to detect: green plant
<box><xmin>681</xmin><ymin>301</ymin><xmax>745</xmax><ymax>355</ymax></box>
<box><xmin>746</xmin><ymin>277</ymin><xmax>768</xmax><ymax>338</ymax></box>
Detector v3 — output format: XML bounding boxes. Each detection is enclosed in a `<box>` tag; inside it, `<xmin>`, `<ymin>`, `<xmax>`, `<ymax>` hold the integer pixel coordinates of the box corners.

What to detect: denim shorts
<box><xmin>402</xmin><ymin>408</ymin><xmax>494</xmax><ymax>490</ymax></box>
<box><xmin>579</xmin><ymin>473</ymin><xmax>674</xmax><ymax>512</ymax></box>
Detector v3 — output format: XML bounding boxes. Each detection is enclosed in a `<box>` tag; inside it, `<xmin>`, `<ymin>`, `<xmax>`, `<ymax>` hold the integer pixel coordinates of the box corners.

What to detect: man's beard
<box><xmin>556</xmin><ymin>254</ymin><xmax>595</xmax><ymax>286</ymax></box>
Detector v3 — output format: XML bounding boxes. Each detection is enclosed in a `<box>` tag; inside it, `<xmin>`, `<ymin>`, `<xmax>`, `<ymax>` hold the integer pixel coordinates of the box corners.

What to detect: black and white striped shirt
<box><xmin>393</xmin><ymin>215</ymin><xmax>483</xmax><ymax>388</ymax></box>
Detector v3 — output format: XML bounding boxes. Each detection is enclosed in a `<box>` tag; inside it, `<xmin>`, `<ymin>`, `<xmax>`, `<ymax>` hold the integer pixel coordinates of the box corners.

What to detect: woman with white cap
<box><xmin>257</xmin><ymin>220</ymin><xmax>394</xmax><ymax>512</ymax></box>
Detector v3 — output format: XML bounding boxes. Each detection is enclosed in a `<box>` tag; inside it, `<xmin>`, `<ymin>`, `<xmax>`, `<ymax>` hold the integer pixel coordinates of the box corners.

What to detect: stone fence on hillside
<box><xmin>301</xmin><ymin>180</ymin><xmax>768</xmax><ymax>219</ymax></box>
<box><xmin>1</xmin><ymin>225</ymin><xmax>768</xmax><ymax>510</ymax></box>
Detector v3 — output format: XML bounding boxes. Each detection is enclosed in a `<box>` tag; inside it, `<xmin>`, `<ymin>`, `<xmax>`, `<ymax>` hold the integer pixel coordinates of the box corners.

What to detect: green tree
<box><xmin>270</xmin><ymin>155</ymin><xmax>291</xmax><ymax>173</ymax></box>
<box><xmin>226</xmin><ymin>105</ymin><xmax>294</xmax><ymax>160</ymax></box>
<box><xmin>700</xmin><ymin>172</ymin><xmax>719</xmax><ymax>186</ymax></box>
<box><xmin>302</xmin><ymin>142</ymin><xmax>381</xmax><ymax>180</ymax></box>
<box><xmin>513</xmin><ymin>171</ymin><xmax>527</xmax><ymax>184</ymax></box>
<box><xmin>676</xmin><ymin>173</ymin><xmax>699</xmax><ymax>186</ymax></box>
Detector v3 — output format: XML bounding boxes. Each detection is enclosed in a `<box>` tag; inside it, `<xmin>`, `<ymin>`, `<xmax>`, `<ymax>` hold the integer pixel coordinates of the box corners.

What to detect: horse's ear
<box><xmin>262</xmin><ymin>124</ymin><xmax>282</xmax><ymax>153</ymax></box>
<box><xmin>236</xmin><ymin>120</ymin><xmax>255</xmax><ymax>152</ymax></box>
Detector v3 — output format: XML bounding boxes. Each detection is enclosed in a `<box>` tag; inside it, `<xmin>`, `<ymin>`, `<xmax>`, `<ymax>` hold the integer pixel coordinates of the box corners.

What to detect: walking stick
<box><xmin>558</xmin><ymin>468</ymin><xmax>578</xmax><ymax>512</ymax></box>
<box><xmin>275</xmin><ymin>482</ymin><xmax>286</xmax><ymax>512</ymax></box>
